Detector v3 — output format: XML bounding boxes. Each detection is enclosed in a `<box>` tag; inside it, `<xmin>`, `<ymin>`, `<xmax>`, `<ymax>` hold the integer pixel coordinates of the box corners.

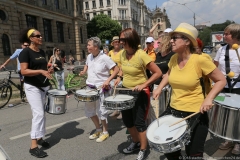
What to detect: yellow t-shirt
<box><xmin>108</xmin><ymin>49</ymin><xmax>123</xmax><ymax>74</ymax></box>
<box><xmin>144</xmin><ymin>48</ymin><xmax>156</xmax><ymax>62</ymax></box>
<box><xmin>120</xmin><ymin>49</ymin><xmax>152</xmax><ymax>88</ymax></box>
<box><xmin>168</xmin><ymin>54</ymin><xmax>216</xmax><ymax>112</ymax></box>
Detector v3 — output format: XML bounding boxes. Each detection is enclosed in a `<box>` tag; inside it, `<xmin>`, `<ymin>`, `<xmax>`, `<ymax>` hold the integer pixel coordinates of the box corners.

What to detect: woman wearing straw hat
<box><xmin>108</xmin><ymin>36</ymin><xmax>123</xmax><ymax>119</ymax></box>
<box><xmin>153</xmin><ymin>23</ymin><xmax>226</xmax><ymax>159</ymax></box>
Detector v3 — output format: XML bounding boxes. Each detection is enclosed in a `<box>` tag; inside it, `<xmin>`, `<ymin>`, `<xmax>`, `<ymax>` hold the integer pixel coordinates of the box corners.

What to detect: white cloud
<box><xmin>145</xmin><ymin>0</ymin><xmax>240</xmax><ymax>29</ymax></box>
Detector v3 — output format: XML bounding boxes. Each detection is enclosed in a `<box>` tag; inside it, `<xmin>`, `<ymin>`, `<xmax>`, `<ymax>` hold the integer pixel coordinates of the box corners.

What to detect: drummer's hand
<box><xmin>48</xmin><ymin>67</ymin><xmax>54</xmax><ymax>74</ymax></box>
<box><xmin>200</xmin><ymin>98</ymin><xmax>214</xmax><ymax>113</ymax></box>
<box><xmin>41</xmin><ymin>70</ymin><xmax>52</xmax><ymax>79</ymax></box>
<box><xmin>152</xmin><ymin>88</ymin><xmax>161</xmax><ymax>99</ymax></box>
<box><xmin>114</xmin><ymin>77</ymin><xmax>121</xmax><ymax>86</ymax></box>
<box><xmin>79</xmin><ymin>70</ymin><xmax>86</xmax><ymax>76</ymax></box>
<box><xmin>133</xmin><ymin>84</ymin><xmax>145</xmax><ymax>92</ymax></box>
<box><xmin>102</xmin><ymin>80</ymin><xmax>110</xmax><ymax>89</ymax></box>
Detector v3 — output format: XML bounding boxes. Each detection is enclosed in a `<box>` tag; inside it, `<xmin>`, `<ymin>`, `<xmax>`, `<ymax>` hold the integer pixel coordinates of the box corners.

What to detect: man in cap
<box><xmin>144</xmin><ymin>37</ymin><xmax>156</xmax><ymax>62</ymax></box>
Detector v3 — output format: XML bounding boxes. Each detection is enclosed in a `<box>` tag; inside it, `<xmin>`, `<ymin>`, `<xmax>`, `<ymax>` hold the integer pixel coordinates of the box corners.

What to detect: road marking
<box><xmin>9</xmin><ymin>116</ymin><xmax>87</xmax><ymax>140</ymax></box>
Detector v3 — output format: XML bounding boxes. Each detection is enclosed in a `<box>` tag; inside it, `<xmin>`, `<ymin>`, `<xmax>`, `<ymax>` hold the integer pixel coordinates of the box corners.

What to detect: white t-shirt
<box><xmin>86</xmin><ymin>52</ymin><xmax>116</xmax><ymax>87</ymax></box>
<box><xmin>214</xmin><ymin>45</ymin><xmax>240</xmax><ymax>88</ymax></box>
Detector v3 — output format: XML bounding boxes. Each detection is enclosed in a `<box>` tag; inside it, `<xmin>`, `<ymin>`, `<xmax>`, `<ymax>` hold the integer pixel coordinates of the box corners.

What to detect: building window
<box><xmin>158</xmin><ymin>18</ymin><xmax>160</xmax><ymax>22</ymax></box>
<box><xmin>99</xmin><ymin>0</ymin><xmax>103</xmax><ymax>7</ymax></box>
<box><xmin>42</xmin><ymin>0</ymin><xmax>47</xmax><ymax>5</ymax></box>
<box><xmin>26</xmin><ymin>15</ymin><xmax>37</xmax><ymax>29</ymax></box>
<box><xmin>85</xmin><ymin>2</ymin><xmax>89</xmax><ymax>9</ymax></box>
<box><xmin>1</xmin><ymin>34</ymin><xmax>11</xmax><ymax>56</ymax></box>
<box><xmin>86</xmin><ymin>13</ymin><xmax>90</xmax><ymax>20</ymax></box>
<box><xmin>65</xmin><ymin>0</ymin><xmax>68</xmax><ymax>9</ymax></box>
<box><xmin>93</xmin><ymin>12</ymin><xmax>96</xmax><ymax>17</ymax></box>
<box><xmin>43</xmin><ymin>19</ymin><xmax>52</xmax><ymax>42</ymax></box>
<box><xmin>56</xmin><ymin>21</ymin><xmax>64</xmax><ymax>43</ymax></box>
<box><xmin>82</xmin><ymin>50</ymin><xmax>86</xmax><ymax>59</ymax></box>
<box><xmin>107</xmin><ymin>0</ymin><xmax>111</xmax><ymax>6</ymax></box>
<box><xmin>92</xmin><ymin>1</ymin><xmax>96</xmax><ymax>8</ymax></box>
<box><xmin>123</xmin><ymin>22</ymin><xmax>128</xmax><ymax>28</ymax></box>
<box><xmin>80</xmin><ymin>27</ymin><xmax>83</xmax><ymax>44</ymax></box>
<box><xmin>79</xmin><ymin>1</ymin><xmax>83</xmax><ymax>15</ymax></box>
<box><xmin>119</xmin><ymin>10</ymin><xmax>126</xmax><ymax>19</ymax></box>
<box><xmin>119</xmin><ymin>0</ymin><xmax>126</xmax><ymax>5</ymax></box>
<box><xmin>68</xmin><ymin>27</ymin><xmax>70</xmax><ymax>39</ymax></box>
<box><xmin>107</xmin><ymin>11</ymin><xmax>111</xmax><ymax>18</ymax></box>
<box><xmin>0</xmin><ymin>10</ymin><xmax>6</xmax><ymax>21</ymax></box>
<box><xmin>54</xmin><ymin>0</ymin><xmax>59</xmax><ymax>9</ymax></box>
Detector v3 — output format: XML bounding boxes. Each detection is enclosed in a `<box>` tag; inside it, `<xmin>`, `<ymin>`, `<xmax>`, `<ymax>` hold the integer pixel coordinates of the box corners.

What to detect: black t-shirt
<box><xmin>154</xmin><ymin>51</ymin><xmax>175</xmax><ymax>85</ymax></box>
<box><xmin>54</xmin><ymin>58</ymin><xmax>63</xmax><ymax>71</ymax></box>
<box><xmin>19</xmin><ymin>47</ymin><xmax>50</xmax><ymax>87</ymax></box>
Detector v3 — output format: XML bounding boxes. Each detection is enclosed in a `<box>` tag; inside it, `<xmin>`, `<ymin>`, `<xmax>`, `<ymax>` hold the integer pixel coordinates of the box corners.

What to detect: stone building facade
<box><xmin>0</xmin><ymin>0</ymin><xmax>87</xmax><ymax>70</ymax></box>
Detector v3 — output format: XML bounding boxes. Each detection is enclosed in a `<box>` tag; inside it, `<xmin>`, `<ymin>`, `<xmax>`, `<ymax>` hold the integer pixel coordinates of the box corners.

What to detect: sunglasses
<box><xmin>171</xmin><ymin>36</ymin><xmax>184</xmax><ymax>41</ymax></box>
<box><xmin>56</xmin><ymin>50</ymin><xmax>60</xmax><ymax>52</ymax></box>
<box><xmin>32</xmin><ymin>35</ymin><xmax>42</xmax><ymax>38</ymax></box>
<box><xmin>119</xmin><ymin>38</ymin><xmax>127</xmax><ymax>42</ymax></box>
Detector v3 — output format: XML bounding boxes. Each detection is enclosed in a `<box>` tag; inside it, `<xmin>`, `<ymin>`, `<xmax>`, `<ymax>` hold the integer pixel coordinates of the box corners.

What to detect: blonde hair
<box><xmin>224</xmin><ymin>23</ymin><xmax>240</xmax><ymax>41</ymax></box>
<box><xmin>160</xmin><ymin>34</ymin><xmax>172</xmax><ymax>53</ymax></box>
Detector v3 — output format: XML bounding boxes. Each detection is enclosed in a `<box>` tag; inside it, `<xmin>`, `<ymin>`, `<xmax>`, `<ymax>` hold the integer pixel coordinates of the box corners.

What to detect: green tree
<box><xmin>87</xmin><ymin>14</ymin><xmax>122</xmax><ymax>45</ymax></box>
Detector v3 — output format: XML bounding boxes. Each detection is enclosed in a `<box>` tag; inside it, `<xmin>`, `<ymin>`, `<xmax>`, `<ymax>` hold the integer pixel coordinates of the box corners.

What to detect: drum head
<box><xmin>105</xmin><ymin>94</ymin><xmax>134</xmax><ymax>102</ymax></box>
<box><xmin>214</xmin><ymin>93</ymin><xmax>240</xmax><ymax>108</ymax></box>
<box><xmin>76</xmin><ymin>89</ymin><xmax>98</xmax><ymax>96</ymax></box>
<box><xmin>48</xmin><ymin>89</ymin><xmax>67</xmax><ymax>95</ymax></box>
<box><xmin>147</xmin><ymin>115</ymin><xmax>187</xmax><ymax>144</ymax></box>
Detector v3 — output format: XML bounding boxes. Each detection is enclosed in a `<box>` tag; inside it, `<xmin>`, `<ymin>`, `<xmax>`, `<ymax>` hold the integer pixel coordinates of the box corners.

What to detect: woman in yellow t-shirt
<box><xmin>114</xmin><ymin>28</ymin><xmax>162</xmax><ymax>160</ymax></box>
<box><xmin>108</xmin><ymin>36</ymin><xmax>123</xmax><ymax>119</ymax></box>
<box><xmin>153</xmin><ymin>23</ymin><xmax>226</xmax><ymax>160</ymax></box>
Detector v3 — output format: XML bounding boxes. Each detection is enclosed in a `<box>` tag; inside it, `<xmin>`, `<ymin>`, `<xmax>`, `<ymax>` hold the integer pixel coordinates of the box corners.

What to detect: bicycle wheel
<box><xmin>66</xmin><ymin>74</ymin><xmax>86</xmax><ymax>91</ymax></box>
<box><xmin>0</xmin><ymin>84</ymin><xmax>12</xmax><ymax>109</ymax></box>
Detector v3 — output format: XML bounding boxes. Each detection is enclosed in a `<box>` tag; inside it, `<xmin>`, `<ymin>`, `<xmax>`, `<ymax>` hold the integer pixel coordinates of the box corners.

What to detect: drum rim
<box><xmin>48</xmin><ymin>89</ymin><xmax>67</xmax><ymax>95</ymax></box>
<box><xmin>213</xmin><ymin>101</ymin><xmax>240</xmax><ymax>110</ymax></box>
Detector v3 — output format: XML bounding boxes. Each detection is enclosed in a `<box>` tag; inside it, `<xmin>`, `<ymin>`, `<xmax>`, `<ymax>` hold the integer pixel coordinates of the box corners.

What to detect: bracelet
<box><xmin>117</xmin><ymin>75</ymin><xmax>123</xmax><ymax>80</ymax></box>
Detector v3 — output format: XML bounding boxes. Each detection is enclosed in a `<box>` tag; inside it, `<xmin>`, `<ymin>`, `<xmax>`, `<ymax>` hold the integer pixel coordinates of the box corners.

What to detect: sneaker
<box><xmin>37</xmin><ymin>138</ymin><xmax>50</xmax><ymax>148</ymax></box>
<box><xmin>96</xmin><ymin>133</ymin><xmax>109</xmax><ymax>142</ymax></box>
<box><xmin>29</xmin><ymin>147</ymin><xmax>48</xmax><ymax>158</ymax></box>
<box><xmin>219</xmin><ymin>141</ymin><xmax>234</xmax><ymax>150</ymax></box>
<box><xmin>136</xmin><ymin>150</ymin><xmax>149</xmax><ymax>160</ymax></box>
<box><xmin>89</xmin><ymin>131</ymin><xmax>101</xmax><ymax>140</ymax></box>
<box><xmin>123</xmin><ymin>142</ymin><xmax>140</xmax><ymax>154</ymax></box>
<box><xmin>232</xmin><ymin>143</ymin><xmax>240</xmax><ymax>155</ymax></box>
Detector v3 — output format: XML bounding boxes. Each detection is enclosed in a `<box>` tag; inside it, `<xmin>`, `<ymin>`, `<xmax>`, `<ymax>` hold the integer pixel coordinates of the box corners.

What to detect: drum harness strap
<box><xmin>225</xmin><ymin>44</ymin><xmax>240</xmax><ymax>93</ymax></box>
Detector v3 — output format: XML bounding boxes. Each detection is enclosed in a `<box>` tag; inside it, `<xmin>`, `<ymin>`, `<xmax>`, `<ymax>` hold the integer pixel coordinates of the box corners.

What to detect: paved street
<box><xmin>0</xmin><ymin>93</ymin><xmax>239</xmax><ymax>160</ymax></box>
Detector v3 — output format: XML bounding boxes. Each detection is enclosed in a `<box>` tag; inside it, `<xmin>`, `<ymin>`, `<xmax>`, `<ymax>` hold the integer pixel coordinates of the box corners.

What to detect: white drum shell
<box><xmin>46</xmin><ymin>89</ymin><xmax>67</xmax><ymax>115</ymax></box>
<box><xmin>147</xmin><ymin>115</ymin><xmax>190</xmax><ymax>153</ymax></box>
<box><xmin>208</xmin><ymin>93</ymin><xmax>240</xmax><ymax>141</ymax></box>
<box><xmin>74</xmin><ymin>89</ymin><xmax>99</xmax><ymax>102</ymax></box>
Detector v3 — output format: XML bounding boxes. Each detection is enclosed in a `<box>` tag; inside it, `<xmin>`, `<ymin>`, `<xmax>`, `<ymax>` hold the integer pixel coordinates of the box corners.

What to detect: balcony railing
<box><xmin>118</xmin><ymin>16</ymin><xmax>130</xmax><ymax>20</ymax></box>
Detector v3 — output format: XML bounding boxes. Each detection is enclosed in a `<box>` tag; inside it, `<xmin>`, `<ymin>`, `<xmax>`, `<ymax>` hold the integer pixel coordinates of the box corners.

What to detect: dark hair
<box><xmin>19</xmin><ymin>27</ymin><xmax>36</xmax><ymax>44</ymax></box>
<box><xmin>119</xmin><ymin>28</ymin><xmax>140</xmax><ymax>51</ymax></box>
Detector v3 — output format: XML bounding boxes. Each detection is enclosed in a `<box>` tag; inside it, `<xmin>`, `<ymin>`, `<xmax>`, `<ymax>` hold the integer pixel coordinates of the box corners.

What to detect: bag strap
<box><xmin>138</xmin><ymin>51</ymin><xmax>148</xmax><ymax>80</ymax></box>
<box><xmin>225</xmin><ymin>45</ymin><xmax>233</xmax><ymax>92</ymax></box>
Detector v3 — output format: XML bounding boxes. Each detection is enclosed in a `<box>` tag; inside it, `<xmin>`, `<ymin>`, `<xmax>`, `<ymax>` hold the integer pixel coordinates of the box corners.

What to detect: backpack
<box><xmin>193</xmin><ymin>53</ymin><xmax>213</xmax><ymax>97</ymax></box>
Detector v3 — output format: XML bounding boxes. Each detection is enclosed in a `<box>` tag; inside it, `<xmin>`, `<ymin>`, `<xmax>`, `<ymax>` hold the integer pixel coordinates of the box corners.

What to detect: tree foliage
<box><xmin>198</xmin><ymin>20</ymin><xmax>235</xmax><ymax>46</ymax></box>
<box><xmin>87</xmin><ymin>14</ymin><xmax>122</xmax><ymax>45</ymax></box>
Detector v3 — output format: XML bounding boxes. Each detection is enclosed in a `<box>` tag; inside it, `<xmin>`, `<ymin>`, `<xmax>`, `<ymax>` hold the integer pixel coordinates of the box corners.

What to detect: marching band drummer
<box><xmin>79</xmin><ymin>37</ymin><xmax>119</xmax><ymax>143</ymax></box>
<box><xmin>214</xmin><ymin>23</ymin><xmax>240</xmax><ymax>155</ymax></box>
<box><xmin>19</xmin><ymin>28</ymin><xmax>53</xmax><ymax>158</ymax></box>
<box><xmin>152</xmin><ymin>23</ymin><xmax>226</xmax><ymax>160</ymax></box>
<box><xmin>114</xmin><ymin>28</ymin><xmax>162</xmax><ymax>160</ymax></box>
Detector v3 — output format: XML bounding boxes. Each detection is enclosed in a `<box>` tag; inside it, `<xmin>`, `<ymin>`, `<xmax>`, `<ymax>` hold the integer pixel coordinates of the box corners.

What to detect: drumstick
<box><xmin>86</xmin><ymin>85</ymin><xmax>103</xmax><ymax>93</ymax></box>
<box><xmin>169</xmin><ymin>112</ymin><xmax>200</xmax><ymax>127</ymax></box>
<box><xmin>115</xmin><ymin>88</ymin><xmax>132</xmax><ymax>91</ymax></box>
<box><xmin>112</xmin><ymin>85</ymin><xmax>117</xmax><ymax>98</ymax></box>
<box><xmin>155</xmin><ymin>99</ymin><xmax>159</xmax><ymax>119</ymax></box>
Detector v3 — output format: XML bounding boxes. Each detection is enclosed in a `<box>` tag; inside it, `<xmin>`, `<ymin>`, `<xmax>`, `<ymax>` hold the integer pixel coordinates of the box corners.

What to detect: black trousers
<box><xmin>160</xmin><ymin>106</ymin><xmax>209</xmax><ymax>160</ymax></box>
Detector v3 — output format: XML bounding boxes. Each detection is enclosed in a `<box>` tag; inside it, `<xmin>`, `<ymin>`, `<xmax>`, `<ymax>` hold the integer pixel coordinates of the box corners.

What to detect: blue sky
<box><xmin>145</xmin><ymin>0</ymin><xmax>240</xmax><ymax>29</ymax></box>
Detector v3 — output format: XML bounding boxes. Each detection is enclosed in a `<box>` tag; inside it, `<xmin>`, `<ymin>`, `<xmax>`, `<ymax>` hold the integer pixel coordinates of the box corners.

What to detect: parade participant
<box><xmin>79</xmin><ymin>37</ymin><xmax>119</xmax><ymax>143</ymax></box>
<box><xmin>103</xmin><ymin>47</ymin><xmax>109</xmax><ymax>55</ymax></box>
<box><xmin>149</xmin><ymin>22</ymin><xmax>163</xmax><ymax>50</ymax></box>
<box><xmin>114</xmin><ymin>28</ymin><xmax>162</xmax><ymax>160</ymax></box>
<box><xmin>144</xmin><ymin>37</ymin><xmax>156</xmax><ymax>62</ymax></box>
<box><xmin>214</xmin><ymin>23</ymin><xmax>240</xmax><ymax>155</ymax></box>
<box><xmin>48</xmin><ymin>48</ymin><xmax>65</xmax><ymax>90</ymax></box>
<box><xmin>153</xmin><ymin>23</ymin><xmax>226</xmax><ymax>160</ymax></box>
<box><xmin>19</xmin><ymin>28</ymin><xmax>53</xmax><ymax>158</ymax></box>
<box><xmin>0</xmin><ymin>42</ymin><xmax>29</xmax><ymax>102</ymax></box>
<box><xmin>69</xmin><ymin>55</ymin><xmax>75</xmax><ymax>65</ymax></box>
<box><xmin>108</xmin><ymin>36</ymin><xmax>123</xmax><ymax>119</ymax></box>
<box><xmin>148</xmin><ymin>32</ymin><xmax>174</xmax><ymax>121</ymax></box>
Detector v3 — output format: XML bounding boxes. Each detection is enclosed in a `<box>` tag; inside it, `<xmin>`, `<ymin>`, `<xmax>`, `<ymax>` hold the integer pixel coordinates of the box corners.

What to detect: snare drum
<box><xmin>75</xmin><ymin>89</ymin><xmax>99</xmax><ymax>102</ymax></box>
<box><xmin>147</xmin><ymin>115</ymin><xmax>190</xmax><ymax>153</ymax></box>
<box><xmin>104</xmin><ymin>94</ymin><xmax>135</xmax><ymax>110</ymax></box>
<box><xmin>208</xmin><ymin>93</ymin><xmax>240</xmax><ymax>141</ymax></box>
<box><xmin>45</xmin><ymin>89</ymin><xmax>68</xmax><ymax>115</ymax></box>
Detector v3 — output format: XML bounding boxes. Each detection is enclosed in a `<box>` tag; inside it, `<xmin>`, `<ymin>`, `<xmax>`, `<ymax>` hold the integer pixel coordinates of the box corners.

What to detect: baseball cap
<box><xmin>146</xmin><ymin>37</ymin><xmax>155</xmax><ymax>43</ymax></box>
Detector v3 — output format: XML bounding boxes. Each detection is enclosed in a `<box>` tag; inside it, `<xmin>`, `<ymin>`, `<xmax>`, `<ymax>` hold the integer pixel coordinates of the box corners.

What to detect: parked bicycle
<box><xmin>0</xmin><ymin>69</ymin><xmax>26</xmax><ymax>108</ymax></box>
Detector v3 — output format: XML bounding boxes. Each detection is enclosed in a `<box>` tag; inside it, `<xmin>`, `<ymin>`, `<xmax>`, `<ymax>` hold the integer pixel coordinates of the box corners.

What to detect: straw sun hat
<box><xmin>170</xmin><ymin>23</ymin><xmax>198</xmax><ymax>47</ymax></box>
<box><xmin>111</xmin><ymin>36</ymin><xmax>119</xmax><ymax>46</ymax></box>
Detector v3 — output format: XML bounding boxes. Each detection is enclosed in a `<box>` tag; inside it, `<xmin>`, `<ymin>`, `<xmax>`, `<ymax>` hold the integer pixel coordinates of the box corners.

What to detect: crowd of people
<box><xmin>2</xmin><ymin>21</ymin><xmax>240</xmax><ymax>160</ymax></box>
